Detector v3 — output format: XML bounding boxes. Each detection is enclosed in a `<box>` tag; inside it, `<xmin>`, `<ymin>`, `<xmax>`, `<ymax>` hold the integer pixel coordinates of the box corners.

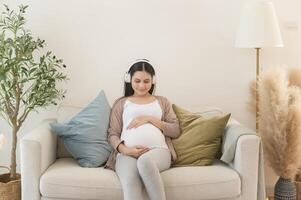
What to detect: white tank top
<box><xmin>120</xmin><ymin>99</ymin><xmax>168</xmax><ymax>149</ymax></box>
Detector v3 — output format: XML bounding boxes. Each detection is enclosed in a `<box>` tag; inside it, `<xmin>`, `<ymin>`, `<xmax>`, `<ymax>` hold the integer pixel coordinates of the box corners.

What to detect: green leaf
<box><xmin>0</xmin><ymin>75</ymin><xmax>6</xmax><ymax>81</ymax></box>
<box><xmin>21</xmin><ymin>67</ymin><xmax>29</xmax><ymax>77</ymax></box>
<box><xmin>0</xmin><ymin>68</ymin><xmax>6</xmax><ymax>81</ymax></box>
<box><xmin>29</xmin><ymin>67</ymin><xmax>36</xmax><ymax>75</ymax></box>
<box><xmin>1</xmin><ymin>84</ymin><xmax>6</xmax><ymax>92</ymax></box>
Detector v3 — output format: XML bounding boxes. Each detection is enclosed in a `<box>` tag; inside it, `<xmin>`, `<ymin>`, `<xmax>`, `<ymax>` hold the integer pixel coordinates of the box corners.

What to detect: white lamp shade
<box><xmin>235</xmin><ymin>1</ymin><xmax>283</xmax><ymax>48</ymax></box>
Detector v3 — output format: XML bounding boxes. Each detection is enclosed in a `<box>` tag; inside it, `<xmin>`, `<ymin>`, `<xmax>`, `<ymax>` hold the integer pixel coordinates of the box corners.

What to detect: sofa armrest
<box><xmin>21</xmin><ymin>118</ymin><xmax>57</xmax><ymax>200</ymax></box>
<box><xmin>232</xmin><ymin>135</ymin><xmax>260</xmax><ymax>200</ymax></box>
<box><xmin>221</xmin><ymin>121</ymin><xmax>263</xmax><ymax>200</ymax></box>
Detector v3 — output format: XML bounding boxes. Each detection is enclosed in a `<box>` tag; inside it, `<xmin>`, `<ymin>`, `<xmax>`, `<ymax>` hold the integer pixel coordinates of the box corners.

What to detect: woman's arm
<box><xmin>107</xmin><ymin>98</ymin><xmax>124</xmax><ymax>151</ymax></box>
<box><xmin>160</xmin><ymin>96</ymin><xmax>180</xmax><ymax>138</ymax></box>
<box><xmin>148</xmin><ymin>117</ymin><xmax>163</xmax><ymax>130</ymax></box>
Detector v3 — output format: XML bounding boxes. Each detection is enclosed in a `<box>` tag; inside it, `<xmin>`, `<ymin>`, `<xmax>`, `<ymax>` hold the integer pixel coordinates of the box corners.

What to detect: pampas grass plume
<box><xmin>257</xmin><ymin>67</ymin><xmax>301</xmax><ymax>180</ymax></box>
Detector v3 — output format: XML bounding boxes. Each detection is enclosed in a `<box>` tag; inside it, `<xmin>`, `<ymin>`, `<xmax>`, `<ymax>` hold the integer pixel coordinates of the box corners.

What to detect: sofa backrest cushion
<box><xmin>50</xmin><ymin>91</ymin><xmax>112</xmax><ymax>167</ymax></box>
<box><xmin>56</xmin><ymin>105</ymin><xmax>83</xmax><ymax>158</ymax></box>
<box><xmin>171</xmin><ymin>104</ymin><xmax>231</xmax><ymax>167</ymax></box>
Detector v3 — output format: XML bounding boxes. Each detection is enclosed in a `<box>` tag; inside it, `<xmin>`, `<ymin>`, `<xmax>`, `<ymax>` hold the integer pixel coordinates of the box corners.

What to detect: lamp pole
<box><xmin>255</xmin><ymin>47</ymin><xmax>260</xmax><ymax>132</ymax></box>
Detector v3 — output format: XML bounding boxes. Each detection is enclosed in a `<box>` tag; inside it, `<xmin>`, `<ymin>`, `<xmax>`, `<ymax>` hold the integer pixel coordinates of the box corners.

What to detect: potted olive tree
<box><xmin>0</xmin><ymin>4</ymin><xmax>67</xmax><ymax>199</ymax></box>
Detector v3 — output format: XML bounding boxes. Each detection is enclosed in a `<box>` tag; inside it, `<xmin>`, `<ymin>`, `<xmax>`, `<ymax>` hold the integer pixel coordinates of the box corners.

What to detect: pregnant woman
<box><xmin>105</xmin><ymin>59</ymin><xmax>180</xmax><ymax>200</ymax></box>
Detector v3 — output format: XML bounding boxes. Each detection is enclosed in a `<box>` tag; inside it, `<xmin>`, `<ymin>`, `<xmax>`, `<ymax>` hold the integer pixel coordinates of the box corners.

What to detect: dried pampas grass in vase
<box><xmin>288</xmin><ymin>68</ymin><xmax>301</xmax><ymax>198</ymax></box>
<box><xmin>258</xmin><ymin>67</ymin><xmax>301</xmax><ymax>199</ymax></box>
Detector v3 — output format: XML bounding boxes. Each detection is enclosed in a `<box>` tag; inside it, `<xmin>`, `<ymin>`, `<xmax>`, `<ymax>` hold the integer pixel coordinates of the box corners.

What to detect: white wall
<box><xmin>0</xmin><ymin>0</ymin><xmax>300</xmax><ymax>196</ymax></box>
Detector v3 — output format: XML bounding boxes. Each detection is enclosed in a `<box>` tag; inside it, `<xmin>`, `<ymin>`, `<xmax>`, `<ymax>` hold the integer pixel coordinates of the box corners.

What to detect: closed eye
<box><xmin>134</xmin><ymin>79</ymin><xmax>150</xmax><ymax>83</ymax></box>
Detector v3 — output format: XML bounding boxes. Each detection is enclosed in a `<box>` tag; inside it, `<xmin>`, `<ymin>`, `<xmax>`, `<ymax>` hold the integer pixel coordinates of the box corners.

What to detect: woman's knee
<box><xmin>117</xmin><ymin>168</ymin><xmax>142</xmax><ymax>186</ymax></box>
<box><xmin>137</xmin><ymin>155</ymin><xmax>156</xmax><ymax>176</ymax></box>
<box><xmin>116</xmin><ymin>156</ymin><xmax>141</xmax><ymax>184</ymax></box>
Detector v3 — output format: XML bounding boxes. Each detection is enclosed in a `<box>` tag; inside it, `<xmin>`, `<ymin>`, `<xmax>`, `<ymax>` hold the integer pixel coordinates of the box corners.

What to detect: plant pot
<box><xmin>295</xmin><ymin>180</ymin><xmax>301</xmax><ymax>200</ymax></box>
<box><xmin>274</xmin><ymin>177</ymin><xmax>296</xmax><ymax>200</ymax></box>
<box><xmin>0</xmin><ymin>173</ymin><xmax>21</xmax><ymax>200</ymax></box>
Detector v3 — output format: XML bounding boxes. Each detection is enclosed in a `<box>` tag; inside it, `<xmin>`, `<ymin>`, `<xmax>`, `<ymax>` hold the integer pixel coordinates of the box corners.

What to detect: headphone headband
<box><xmin>128</xmin><ymin>59</ymin><xmax>151</xmax><ymax>68</ymax></box>
<box><xmin>124</xmin><ymin>59</ymin><xmax>156</xmax><ymax>84</ymax></box>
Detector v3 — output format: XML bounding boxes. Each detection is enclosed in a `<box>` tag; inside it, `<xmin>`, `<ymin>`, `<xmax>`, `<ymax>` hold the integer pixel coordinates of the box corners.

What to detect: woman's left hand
<box><xmin>127</xmin><ymin>116</ymin><xmax>151</xmax><ymax>129</ymax></box>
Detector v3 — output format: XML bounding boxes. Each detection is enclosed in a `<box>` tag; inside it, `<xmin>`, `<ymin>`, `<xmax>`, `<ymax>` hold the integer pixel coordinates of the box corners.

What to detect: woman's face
<box><xmin>131</xmin><ymin>71</ymin><xmax>153</xmax><ymax>96</ymax></box>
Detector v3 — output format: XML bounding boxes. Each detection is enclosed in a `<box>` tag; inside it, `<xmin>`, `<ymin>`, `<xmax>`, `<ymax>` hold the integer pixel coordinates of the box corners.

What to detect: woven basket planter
<box><xmin>0</xmin><ymin>173</ymin><xmax>21</xmax><ymax>200</ymax></box>
<box><xmin>275</xmin><ymin>177</ymin><xmax>296</xmax><ymax>200</ymax></box>
<box><xmin>295</xmin><ymin>180</ymin><xmax>301</xmax><ymax>200</ymax></box>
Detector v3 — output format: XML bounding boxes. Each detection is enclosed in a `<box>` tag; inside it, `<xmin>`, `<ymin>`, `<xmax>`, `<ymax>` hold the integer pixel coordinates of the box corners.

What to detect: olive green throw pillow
<box><xmin>172</xmin><ymin>104</ymin><xmax>231</xmax><ymax>167</ymax></box>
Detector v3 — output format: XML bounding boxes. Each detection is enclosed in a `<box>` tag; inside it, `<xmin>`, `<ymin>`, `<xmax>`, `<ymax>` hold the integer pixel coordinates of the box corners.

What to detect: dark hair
<box><xmin>124</xmin><ymin>61</ymin><xmax>156</xmax><ymax>97</ymax></box>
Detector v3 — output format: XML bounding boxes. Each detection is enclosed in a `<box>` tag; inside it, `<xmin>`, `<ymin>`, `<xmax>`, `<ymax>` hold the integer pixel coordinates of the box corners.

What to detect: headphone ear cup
<box><xmin>124</xmin><ymin>72</ymin><xmax>131</xmax><ymax>83</ymax></box>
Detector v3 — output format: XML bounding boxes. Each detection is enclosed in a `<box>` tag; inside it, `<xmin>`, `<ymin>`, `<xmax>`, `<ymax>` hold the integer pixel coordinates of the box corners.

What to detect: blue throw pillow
<box><xmin>50</xmin><ymin>91</ymin><xmax>112</xmax><ymax>167</ymax></box>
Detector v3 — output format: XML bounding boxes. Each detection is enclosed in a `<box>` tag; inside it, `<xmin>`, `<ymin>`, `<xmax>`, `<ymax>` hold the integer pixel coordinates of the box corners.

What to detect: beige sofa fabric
<box><xmin>21</xmin><ymin>107</ymin><xmax>263</xmax><ymax>200</ymax></box>
<box><xmin>40</xmin><ymin>159</ymin><xmax>240</xmax><ymax>200</ymax></box>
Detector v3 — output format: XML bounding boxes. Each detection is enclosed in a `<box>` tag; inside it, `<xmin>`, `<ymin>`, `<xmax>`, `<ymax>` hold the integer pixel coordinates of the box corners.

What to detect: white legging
<box><xmin>115</xmin><ymin>148</ymin><xmax>171</xmax><ymax>200</ymax></box>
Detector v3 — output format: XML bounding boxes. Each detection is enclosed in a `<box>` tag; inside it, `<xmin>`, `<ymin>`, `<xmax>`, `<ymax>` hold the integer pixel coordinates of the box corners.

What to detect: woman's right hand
<box><xmin>118</xmin><ymin>144</ymin><xmax>149</xmax><ymax>158</ymax></box>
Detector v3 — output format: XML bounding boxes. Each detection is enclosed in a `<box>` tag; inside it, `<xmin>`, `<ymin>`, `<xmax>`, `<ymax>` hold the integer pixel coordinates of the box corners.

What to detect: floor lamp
<box><xmin>235</xmin><ymin>0</ymin><xmax>283</xmax><ymax>132</ymax></box>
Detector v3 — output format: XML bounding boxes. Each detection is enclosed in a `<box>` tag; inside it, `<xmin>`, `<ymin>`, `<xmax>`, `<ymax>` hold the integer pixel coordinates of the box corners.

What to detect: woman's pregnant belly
<box><xmin>121</xmin><ymin>124</ymin><xmax>168</xmax><ymax>149</ymax></box>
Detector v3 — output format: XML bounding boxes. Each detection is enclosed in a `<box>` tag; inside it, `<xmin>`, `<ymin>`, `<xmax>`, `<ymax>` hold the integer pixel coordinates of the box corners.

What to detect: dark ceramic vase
<box><xmin>274</xmin><ymin>177</ymin><xmax>296</xmax><ymax>200</ymax></box>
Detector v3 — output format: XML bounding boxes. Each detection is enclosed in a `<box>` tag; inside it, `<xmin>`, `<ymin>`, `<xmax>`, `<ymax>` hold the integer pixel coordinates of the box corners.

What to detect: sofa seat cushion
<box><xmin>162</xmin><ymin>160</ymin><xmax>241</xmax><ymax>200</ymax></box>
<box><xmin>40</xmin><ymin>158</ymin><xmax>123</xmax><ymax>200</ymax></box>
<box><xmin>40</xmin><ymin>159</ymin><xmax>241</xmax><ymax>200</ymax></box>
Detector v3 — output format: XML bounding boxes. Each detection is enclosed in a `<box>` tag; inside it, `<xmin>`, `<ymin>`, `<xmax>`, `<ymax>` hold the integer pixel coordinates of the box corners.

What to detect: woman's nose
<box><xmin>139</xmin><ymin>83</ymin><xmax>146</xmax><ymax>88</ymax></box>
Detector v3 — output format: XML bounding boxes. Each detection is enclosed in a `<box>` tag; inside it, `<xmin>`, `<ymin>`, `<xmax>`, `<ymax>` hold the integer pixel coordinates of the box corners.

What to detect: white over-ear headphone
<box><xmin>124</xmin><ymin>59</ymin><xmax>156</xmax><ymax>84</ymax></box>
<box><xmin>124</xmin><ymin>72</ymin><xmax>131</xmax><ymax>83</ymax></box>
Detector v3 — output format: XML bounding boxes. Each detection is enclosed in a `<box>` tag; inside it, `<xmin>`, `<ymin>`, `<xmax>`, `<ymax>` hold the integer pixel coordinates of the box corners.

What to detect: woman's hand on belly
<box><xmin>127</xmin><ymin>116</ymin><xmax>151</xmax><ymax>129</ymax></box>
<box><xmin>118</xmin><ymin>143</ymin><xmax>150</xmax><ymax>158</ymax></box>
<box><xmin>127</xmin><ymin>115</ymin><xmax>162</xmax><ymax>130</ymax></box>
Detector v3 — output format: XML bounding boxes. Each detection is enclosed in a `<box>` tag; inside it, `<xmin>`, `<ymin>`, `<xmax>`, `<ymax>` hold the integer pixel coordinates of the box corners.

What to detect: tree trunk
<box><xmin>10</xmin><ymin>124</ymin><xmax>18</xmax><ymax>180</ymax></box>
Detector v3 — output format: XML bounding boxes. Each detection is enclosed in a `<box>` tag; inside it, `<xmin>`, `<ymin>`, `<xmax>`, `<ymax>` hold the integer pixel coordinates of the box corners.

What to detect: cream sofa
<box><xmin>20</xmin><ymin>106</ymin><xmax>264</xmax><ymax>200</ymax></box>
